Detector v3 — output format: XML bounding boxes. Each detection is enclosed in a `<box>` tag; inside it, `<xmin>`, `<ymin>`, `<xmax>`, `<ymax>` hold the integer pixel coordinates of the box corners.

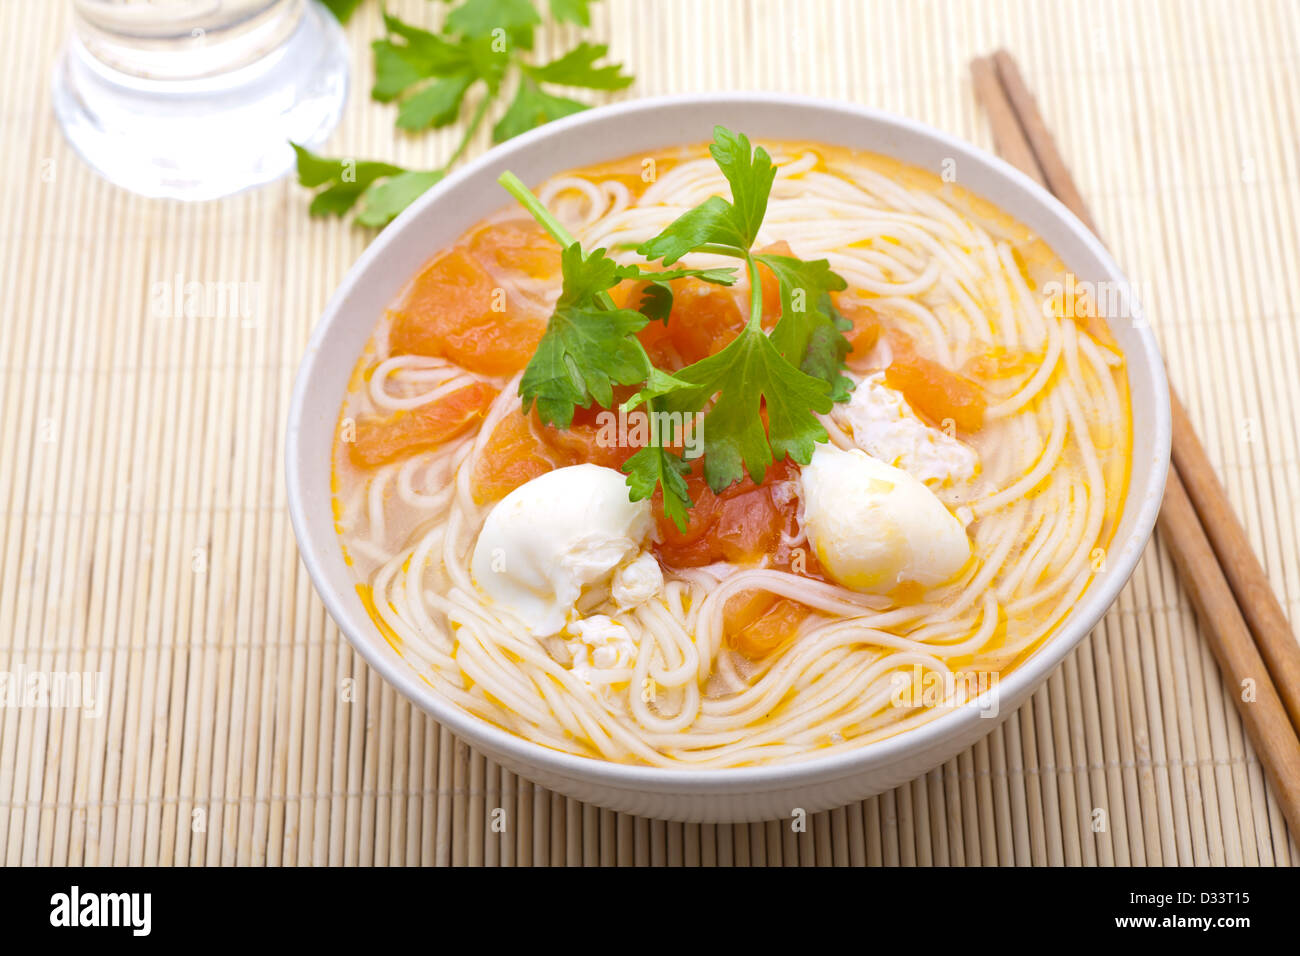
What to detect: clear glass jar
<box><xmin>54</xmin><ymin>0</ymin><xmax>351</xmax><ymax>200</ymax></box>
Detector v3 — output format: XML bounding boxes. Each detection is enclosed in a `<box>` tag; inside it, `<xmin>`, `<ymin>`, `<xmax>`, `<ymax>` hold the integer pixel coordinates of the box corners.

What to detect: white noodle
<box><xmin>331</xmin><ymin>142</ymin><xmax>1131</xmax><ymax>768</ymax></box>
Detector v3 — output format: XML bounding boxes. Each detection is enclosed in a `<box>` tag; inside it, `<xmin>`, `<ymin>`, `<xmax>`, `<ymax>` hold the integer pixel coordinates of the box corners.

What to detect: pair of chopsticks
<box><xmin>971</xmin><ymin>51</ymin><xmax>1300</xmax><ymax>838</ymax></box>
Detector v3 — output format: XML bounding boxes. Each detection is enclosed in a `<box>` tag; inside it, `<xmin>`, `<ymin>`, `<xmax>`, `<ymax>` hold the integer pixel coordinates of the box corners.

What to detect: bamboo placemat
<box><xmin>1</xmin><ymin>0</ymin><xmax>1297</xmax><ymax>866</ymax></box>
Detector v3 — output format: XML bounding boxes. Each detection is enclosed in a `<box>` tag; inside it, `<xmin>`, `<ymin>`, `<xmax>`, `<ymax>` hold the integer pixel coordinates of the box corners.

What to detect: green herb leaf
<box><xmin>492</xmin><ymin>80</ymin><xmax>588</xmax><ymax>142</ymax></box>
<box><xmin>355</xmin><ymin>170</ymin><xmax>445</xmax><ymax>227</ymax></box>
<box><xmin>372</xmin><ymin>14</ymin><xmax>469</xmax><ymax>102</ymax></box>
<box><xmin>522</xmin><ymin>42</ymin><xmax>633</xmax><ymax>90</ymax></box>
<box><xmin>293</xmin><ymin>144</ymin><xmax>412</xmax><ymax>219</ymax></box>
<box><xmin>635</xmin><ymin>196</ymin><xmax>747</xmax><ymax>266</ymax></box>
<box><xmin>504</xmin><ymin>126</ymin><xmax>840</xmax><ymax>512</ymax></box>
<box><xmin>622</xmin><ymin>444</ymin><xmax>693</xmax><ymax>532</ymax></box>
<box><xmin>395</xmin><ymin>71</ymin><xmax>476</xmax><ymax>130</ymax></box>
<box><xmin>636</xmin><ymin>283</ymin><xmax>673</xmax><ymax>323</ymax></box>
<box><xmin>558</xmin><ymin>244</ymin><xmax>623</xmax><ymax>301</ymax></box>
<box><xmin>755</xmin><ymin>253</ymin><xmax>853</xmax><ymax>399</ymax></box>
<box><xmin>629</xmin><ymin>325</ymin><xmax>833</xmax><ymax>490</ymax></box>
<box><xmin>302</xmin><ymin>2</ymin><xmax>634</xmax><ymax>229</ymax></box>
<box><xmin>321</xmin><ymin>0</ymin><xmax>363</xmax><ymax>23</ymax></box>
<box><xmin>291</xmin><ymin>144</ymin><xmax>403</xmax><ymax>189</ymax></box>
<box><xmin>518</xmin><ymin>244</ymin><xmax>657</xmax><ymax>426</ymax></box>
<box><xmin>636</xmin><ymin>127</ymin><xmax>777</xmax><ymax>264</ymax></box>
<box><xmin>801</xmin><ymin>295</ymin><xmax>856</xmax><ymax>403</ymax></box>
<box><xmin>709</xmin><ymin>126</ymin><xmax>776</xmax><ymax>246</ymax></box>
<box><xmin>308</xmin><ymin>182</ymin><xmax>370</xmax><ymax>217</ymax></box>
<box><xmin>548</xmin><ymin>0</ymin><xmax>596</xmax><ymax>26</ymax></box>
<box><xmin>615</xmin><ymin>265</ymin><xmax>738</xmax><ymax>285</ymax></box>
<box><xmin>371</xmin><ymin>43</ymin><xmax>431</xmax><ymax>102</ymax></box>
<box><xmin>444</xmin><ymin>0</ymin><xmax>541</xmax><ymax>50</ymax></box>
<box><xmin>519</xmin><ymin>304</ymin><xmax>650</xmax><ymax>426</ymax></box>
<box><xmin>463</xmin><ymin>32</ymin><xmax>512</xmax><ymax>93</ymax></box>
<box><xmin>515</xmin><ymin>247</ymin><xmax>740</xmax><ymax>428</ymax></box>
<box><xmin>293</xmin><ymin>145</ymin><xmax>442</xmax><ymax>226</ymax></box>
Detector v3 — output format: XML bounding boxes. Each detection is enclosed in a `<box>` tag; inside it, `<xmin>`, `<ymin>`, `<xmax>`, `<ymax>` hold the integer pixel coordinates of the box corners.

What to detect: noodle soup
<box><xmin>331</xmin><ymin>140</ymin><xmax>1131</xmax><ymax>768</ymax></box>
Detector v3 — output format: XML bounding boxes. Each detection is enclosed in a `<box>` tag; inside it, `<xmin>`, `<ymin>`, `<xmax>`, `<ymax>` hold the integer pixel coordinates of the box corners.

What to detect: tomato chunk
<box><xmin>350</xmin><ymin>381</ymin><xmax>498</xmax><ymax>468</ymax></box>
<box><xmin>725</xmin><ymin>595</ymin><xmax>810</xmax><ymax>659</ymax></box>
<box><xmin>885</xmin><ymin>336</ymin><xmax>986</xmax><ymax>432</ymax></box>
<box><xmin>536</xmin><ymin>390</ymin><xmax>643</xmax><ymax>472</ymax></box>
<box><xmin>472</xmin><ymin>388</ymin><xmax>653</xmax><ymax>503</ymax></box>
<box><xmin>387</xmin><ymin>247</ymin><xmax>543</xmax><ymax>376</ymax></box>
<box><xmin>636</xmin><ymin>278</ymin><xmax>744</xmax><ymax>369</ymax></box>
<box><xmin>832</xmin><ymin>295</ymin><xmax>883</xmax><ymax>359</ymax></box>
<box><xmin>653</xmin><ymin>459</ymin><xmax>810</xmax><ymax>570</ymax></box>
<box><xmin>469</xmin><ymin>218</ymin><xmax>561</xmax><ymax>279</ymax></box>
<box><xmin>471</xmin><ymin>409</ymin><xmax>561</xmax><ymax>503</ymax></box>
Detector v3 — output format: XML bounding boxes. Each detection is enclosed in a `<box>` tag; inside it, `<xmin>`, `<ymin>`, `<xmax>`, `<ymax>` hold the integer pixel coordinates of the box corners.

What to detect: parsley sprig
<box><xmin>501</xmin><ymin>127</ymin><xmax>854</xmax><ymax>528</ymax></box>
<box><xmin>499</xmin><ymin>170</ymin><xmax>736</xmax><ymax>530</ymax></box>
<box><xmin>298</xmin><ymin>0</ymin><xmax>631</xmax><ymax>227</ymax></box>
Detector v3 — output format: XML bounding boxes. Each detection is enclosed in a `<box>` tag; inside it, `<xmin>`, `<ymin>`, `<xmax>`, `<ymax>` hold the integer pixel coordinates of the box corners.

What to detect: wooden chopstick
<box><xmin>969</xmin><ymin>56</ymin><xmax>1044</xmax><ymax>185</ymax></box>
<box><xmin>987</xmin><ymin>50</ymin><xmax>1300</xmax><ymax>736</ymax></box>
<box><xmin>1168</xmin><ymin>381</ymin><xmax>1300</xmax><ymax>733</ymax></box>
<box><xmin>989</xmin><ymin>52</ymin><xmax>1100</xmax><ymax>234</ymax></box>
<box><xmin>971</xmin><ymin>51</ymin><xmax>1300</xmax><ymax>837</ymax></box>
<box><xmin>1157</xmin><ymin>462</ymin><xmax>1300</xmax><ymax>828</ymax></box>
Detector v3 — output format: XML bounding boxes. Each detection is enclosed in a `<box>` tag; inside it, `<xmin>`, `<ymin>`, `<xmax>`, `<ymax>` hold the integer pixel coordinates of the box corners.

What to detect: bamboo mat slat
<box><xmin>1</xmin><ymin>0</ymin><xmax>1297</xmax><ymax>865</ymax></box>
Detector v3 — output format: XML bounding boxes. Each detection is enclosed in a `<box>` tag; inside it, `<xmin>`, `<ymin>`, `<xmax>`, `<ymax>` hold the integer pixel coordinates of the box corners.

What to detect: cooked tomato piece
<box><xmin>653</xmin><ymin>459</ymin><xmax>807</xmax><ymax>569</ymax></box>
<box><xmin>468</xmin><ymin>219</ymin><xmax>561</xmax><ymax>279</ymax></box>
<box><xmin>470</xmin><ymin>408</ymin><xmax>560</xmax><ymax>503</ymax></box>
<box><xmin>536</xmin><ymin>418</ymin><xmax>629</xmax><ymax>471</ymax></box>
<box><xmin>607</xmin><ymin>276</ymin><xmax>642</xmax><ymax>310</ymax></box>
<box><xmin>722</xmin><ymin>589</ymin><xmax>777</xmax><ymax>635</ymax></box>
<box><xmin>536</xmin><ymin>389</ymin><xmax>643</xmax><ymax>472</ymax></box>
<box><xmin>473</xmin><ymin>385</ymin><xmax>658</xmax><ymax>503</ymax></box>
<box><xmin>350</xmin><ymin>381</ymin><xmax>498</xmax><ymax>468</ymax></box>
<box><xmin>387</xmin><ymin>247</ymin><xmax>544</xmax><ymax>377</ymax></box>
<box><xmin>712</xmin><ymin>484</ymin><xmax>787</xmax><ymax>562</ymax></box>
<box><xmin>832</xmin><ymin>294</ymin><xmax>883</xmax><ymax>359</ymax></box>
<box><xmin>636</xmin><ymin>277</ymin><xmax>744</xmax><ymax>369</ymax></box>
<box><xmin>885</xmin><ymin>334</ymin><xmax>986</xmax><ymax>432</ymax></box>
<box><xmin>726</xmin><ymin>596</ymin><xmax>810</xmax><ymax>659</ymax></box>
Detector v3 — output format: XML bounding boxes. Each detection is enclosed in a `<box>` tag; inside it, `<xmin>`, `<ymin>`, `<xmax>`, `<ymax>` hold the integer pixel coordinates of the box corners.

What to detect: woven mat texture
<box><xmin>1</xmin><ymin>0</ymin><xmax>1297</xmax><ymax>865</ymax></box>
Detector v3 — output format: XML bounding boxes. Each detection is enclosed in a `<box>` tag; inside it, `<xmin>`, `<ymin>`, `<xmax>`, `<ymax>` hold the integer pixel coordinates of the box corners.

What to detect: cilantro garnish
<box><xmin>320</xmin><ymin>0</ymin><xmax>364</xmax><ymax>23</ymax></box>
<box><xmin>636</xmin><ymin>127</ymin><xmax>776</xmax><ymax>265</ymax></box>
<box><xmin>500</xmin><ymin>127</ymin><xmax>855</xmax><ymax>528</ymax></box>
<box><xmin>623</xmin><ymin>441</ymin><xmax>694</xmax><ymax>532</ymax></box>
<box><xmin>755</xmin><ymin>254</ymin><xmax>854</xmax><ymax>401</ymax></box>
<box><xmin>500</xmin><ymin>174</ymin><xmax>737</xmax><ymax>431</ymax></box>
<box><xmin>297</xmin><ymin>0</ymin><xmax>633</xmax><ymax>227</ymax></box>
<box><xmin>518</xmin><ymin>245</ymin><xmax>654</xmax><ymax>428</ymax></box>
<box><xmin>628</xmin><ymin>317</ymin><xmax>835</xmax><ymax>490</ymax></box>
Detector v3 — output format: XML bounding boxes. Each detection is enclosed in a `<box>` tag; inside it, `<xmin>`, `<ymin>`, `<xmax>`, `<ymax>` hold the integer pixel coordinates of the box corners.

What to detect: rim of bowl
<box><xmin>287</xmin><ymin>92</ymin><xmax>1171</xmax><ymax>794</ymax></box>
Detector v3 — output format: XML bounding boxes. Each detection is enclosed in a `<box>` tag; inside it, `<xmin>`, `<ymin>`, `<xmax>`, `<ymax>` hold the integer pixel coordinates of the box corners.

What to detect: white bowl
<box><xmin>286</xmin><ymin>93</ymin><xmax>1171</xmax><ymax>823</ymax></box>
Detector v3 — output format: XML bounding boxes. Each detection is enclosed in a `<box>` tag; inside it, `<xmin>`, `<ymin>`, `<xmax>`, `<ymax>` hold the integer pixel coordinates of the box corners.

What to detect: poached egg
<box><xmin>801</xmin><ymin>443</ymin><xmax>971</xmax><ymax>593</ymax></box>
<box><xmin>470</xmin><ymin>463</ymin><xmax>657</xmax><ymax>637</ymax></box>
